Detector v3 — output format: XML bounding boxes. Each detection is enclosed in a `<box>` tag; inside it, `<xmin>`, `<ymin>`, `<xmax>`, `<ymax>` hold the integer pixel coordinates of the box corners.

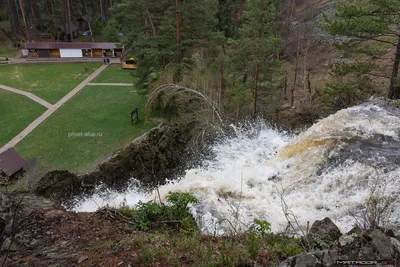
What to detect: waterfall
<box><xmin>72</xmin><ymin>99</ymin><xmax>400</xmax><ymax>235</ymax></box>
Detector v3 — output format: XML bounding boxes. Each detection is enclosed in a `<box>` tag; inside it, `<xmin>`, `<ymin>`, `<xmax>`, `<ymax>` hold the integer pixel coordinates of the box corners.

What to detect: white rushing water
<box><xmin>73</xmin><ymin>102</ymin><xmax>400</xmax><ymax>235</ymax></box>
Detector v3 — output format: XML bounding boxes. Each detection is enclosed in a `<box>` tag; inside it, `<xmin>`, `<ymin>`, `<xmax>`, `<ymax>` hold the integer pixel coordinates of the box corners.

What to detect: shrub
<box><xmin>120</xmin><ymin>192</ymin><xmax>198</xmax><ymax>232</ymax></box>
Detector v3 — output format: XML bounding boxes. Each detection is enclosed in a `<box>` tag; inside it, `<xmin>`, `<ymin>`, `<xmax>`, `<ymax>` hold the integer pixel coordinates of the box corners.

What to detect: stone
<box><xmin>362</xmin><ymin>229</ymin><xmax>394</xmax><ymax>258</ymax></box>
<box><xmin>294</xmin><ymin>252</ymin><xmax>322</xmax><ymax>267</ymax></box>
<box><xmin>78</xmin><ymin>255</ymin><xmax>89</xmax><ymax>264</ymax></box>
<box><xmin>320</xmin><ymin>250</ymin><xmax>339</xmax><ymax>267</ymax></box>
<box><xmin>346</xmin><ymin>226</ymin><xmax>362</xmax><ymax>235</ymax></box>
<box><xmin>390</xmin><ymin>237</ymin><xmax>400</xmax><ymax>252</ymax></box>
<box><xmin>309</xmin><ymin>217</ymin><xmax>341</xmax><ymax>250</ymax></box>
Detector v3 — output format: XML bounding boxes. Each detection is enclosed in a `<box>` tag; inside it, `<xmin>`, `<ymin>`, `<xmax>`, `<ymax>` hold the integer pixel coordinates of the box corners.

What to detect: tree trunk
<box><xmin>388</xmin><ymin>38</ymin><xmax>400</xmax><ymax>99</ymax></box>
<box><xmin>291</xmin><ymin>33</ymin><xmax>301</xmax><ymax>106</ymax></box>
<box><xmin>67</xmin><ymin>0</ymin><xmax>73</xmax><ymax>41</ymax></box>
<box><xmin>220</xmin><ymin>56</ymin><xmax>226</xmax><ymax>103</ymax></box>
<box><xmin>63</xmin><ymin>0</ymin><xmax>68</xmax><ymax>41</ymax></box>
<box><xmin>29</xmin><ymin>0</ymin><xmax>38</xmax><ymax>40</ymax></box>
<box><xmin>14</xmin><ymin>0</ymin><xmax>22</xmax><ymax>34</ymax></box>
<box><xmin>253</xmin><ymin>63</ymin><xmax>259</xmax><ymax>117</ymax></box>
<box><xmin>175</xmin><ymin>0</ymin><xmax>181</xmax><ymax>62</ymax></box>
<box><xmin>238</xmin><ymin>0</ymin><xmax>243</xmax><ymax>21</ymax></box>
<box><xmin>18</xmin><ymin>0</ymin><xmax>30</xmax><ymax>41</ymax></box>
<box><xmin>90</xmin><ymin>0</ymin><xmax>96</xmax><ymax>20</ymax></box>
<box><xmin>49</xmin><ymin>0</ymin><xmax>57</xmax><ymax>40</ymax></box>
<box><xmin>99</xmin><ymin>0</ymin><xmax>104</xmax><ymax>23</ymax></box>
<box><xmin>176</xmin><ymin>0</ymin><xmax>181</xmax><ymax>45</ymax></box>
<box><xmin>6</xmin><ymin>0</ymin><xmax>20</xmax><ymax>34</ymax></box>
<box><xmin>144</xmin><ymin>4</ymin><xmax>156</xmax><ymax>36</ymax></box>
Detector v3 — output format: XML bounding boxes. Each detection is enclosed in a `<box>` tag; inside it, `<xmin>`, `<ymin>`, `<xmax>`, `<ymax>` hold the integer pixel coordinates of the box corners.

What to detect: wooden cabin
<box><xmin>58</xmin><ymin>23</ymin><xmax>79</xmax><ymax>41</ymax></box>
<box><xmin>0</xmin><ymin>148</ymin><xmax>27</xmax><ymax>179</ymax></box>
<box><xmin>25</xmin><ymin>42</ymin><xmax>123</xmax><ymax>58</ymax></box>
<box><xmin>76</xmin><ymin>15</ymin><xmax>90</xmax><ymax>31</ymax></box>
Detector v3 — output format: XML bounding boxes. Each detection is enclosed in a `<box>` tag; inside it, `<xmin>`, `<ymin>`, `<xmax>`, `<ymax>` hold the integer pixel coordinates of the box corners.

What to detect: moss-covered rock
<box><xmin>309</xmin><ymin>217</ymin><xmax>342</xmax><ymax>250</ymax></box>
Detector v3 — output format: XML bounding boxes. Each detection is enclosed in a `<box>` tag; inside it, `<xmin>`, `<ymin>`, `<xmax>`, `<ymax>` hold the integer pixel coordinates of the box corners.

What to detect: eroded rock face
<box><xmin>35</xmin><ymin>170</ymin><xmax>81</xmax><ymax>200</ymax></box>
<box><xmin>0</xmin><ymin>192</ymin><xmax>58</xmax><ymax>254</ymax></box>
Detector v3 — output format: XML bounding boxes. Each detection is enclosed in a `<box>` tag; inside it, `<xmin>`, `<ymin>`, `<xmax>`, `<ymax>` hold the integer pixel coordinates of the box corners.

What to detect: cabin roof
<box><xmin>0</xmin><ymin>148</ymin><xmax>27</xmax><ymax>176</ymax></box>
<box><xmin>25</xmin><ymin>42</ymin><xmax>121</xmax><ymax>50</ymax></box>
<box><xmin>76</xmin><ymin>14</ymin><xmax>90</xmax><ymax>22</ymax></box>
<box><xmin>58</xmin><ymin>23</ymin><xmax>79</xmax><ymax>33</ymax></box>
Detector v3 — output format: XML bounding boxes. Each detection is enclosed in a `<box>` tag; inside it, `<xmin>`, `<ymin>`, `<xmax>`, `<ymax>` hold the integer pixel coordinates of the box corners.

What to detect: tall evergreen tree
<box><xmin>230</xmin><ymin>0</ymin><xmax>283</xmax><ymax>117</ymax></box>
<box><xmin>322</xmin><ymin>0</ymin><xmax>400</xmax><ymax>99</ymax></box>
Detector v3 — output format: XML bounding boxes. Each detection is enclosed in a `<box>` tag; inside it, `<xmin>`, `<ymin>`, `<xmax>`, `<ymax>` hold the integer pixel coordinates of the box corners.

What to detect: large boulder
<box><xmin>280</xmin><ymin>250</ymin><xmax>338</xmax><ymax>267</ymax></box>
<box><xmin>35</xmin><ymin>170</ymin><xmax>81</xmax><ymax>200</ymax></box>
<box><xmin>280</xmin><ymin>226</ymin><xmax>400</xmax><ymax>267</ymax></box>
<box><xmin>309</xmin><ymin>217</ymin><xmax>342</xmax><ymax>250</ymax></box>
<box><xmin>335</xmin><ymin>229</ymin><xmax>396</xmax><ymax>260</ymax></box>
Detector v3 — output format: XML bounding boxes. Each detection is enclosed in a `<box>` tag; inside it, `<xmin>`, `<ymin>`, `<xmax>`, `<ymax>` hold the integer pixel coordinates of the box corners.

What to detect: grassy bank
<box><xmin>15</xmin><ymin>85</ymin><xmax>155</xmax><ymax>173</ymax></box>
<box><xmin>92</xmin><ymin>64</ymin><xmax>136</xmax><ymax>83</ymax></box>
<box><xmin>0</xmin><ymin>90</ymin><xmax>46</xmax><ymax>147</ymax></box>
<box><xmin>83</xmin><ymin>193</ymin><xmax>303</xmax><ymax>266</ymax></box>
<box><xmin>0</xmin><ymin>63</ymin><xmax>101</xmax><ymax>103</ymax></box>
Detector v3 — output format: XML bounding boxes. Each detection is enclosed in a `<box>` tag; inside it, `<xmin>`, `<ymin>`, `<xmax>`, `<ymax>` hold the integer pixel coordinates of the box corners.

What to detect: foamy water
<box><xmin>72</xmin><ymin>102</ymin><xmax>400</xmax><ymax>235</ymax></box>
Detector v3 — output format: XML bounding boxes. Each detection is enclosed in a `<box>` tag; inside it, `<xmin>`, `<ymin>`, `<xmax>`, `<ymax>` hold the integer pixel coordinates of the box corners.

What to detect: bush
<box><xmin>120</xmin><ymin>192</ymin><xmax>198</xmax><ymax>232</ymax></box>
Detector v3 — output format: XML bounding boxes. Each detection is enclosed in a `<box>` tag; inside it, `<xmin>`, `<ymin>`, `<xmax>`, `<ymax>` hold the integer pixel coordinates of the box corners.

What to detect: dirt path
<box><xmin>0</xmin><ymin>64</ymin><xmax>109</xmax><ymax>154</ymax></box>
<box><xmin>0</xmin><ymin>84</ymin><xmax>53</xmax><ymax>109</ymax></box>
<box><xmin>87</xmin><ymin>83</ymin><xmax>133</xmax><ymax>86</ymax></box>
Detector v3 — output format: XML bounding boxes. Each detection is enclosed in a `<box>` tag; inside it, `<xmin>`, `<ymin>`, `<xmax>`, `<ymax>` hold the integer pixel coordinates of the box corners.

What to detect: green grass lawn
<box><xmin>92</xmin><ymin>64</ymin><xmax>136</xmax><ymax>83</ymax></box>
<box><xmin>0</xmin><ymin>90</ymin><xmax>46</xmax><ymax>147</ymax></box>
<box><xmin>15</xmin><ymin>85</ymin><xmax>156</xmax><ymax>173</ymax></box>
<box><xmin>0</xmin><ymin>63</ymin><xmax>102</xmax><ymax>104</ymax></box>
<box><xmin>0</xmin><ymin>42</ymin><xmax>17</xmax><ymax>58</ymax></box>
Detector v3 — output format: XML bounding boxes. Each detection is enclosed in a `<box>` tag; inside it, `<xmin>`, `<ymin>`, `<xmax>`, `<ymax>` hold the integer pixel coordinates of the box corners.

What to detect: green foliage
<box><xmin>111</xmin><ymin>0</ymin><xmax>222</xmax><ymax>88</ymax></box>
<box><xmin>167</xmin><ymin>192</ymin><xmax>198</xmax><ymax>218</ymax></box>
<box><xmin>227</xmin><ymin>0</ymin><xmax>283</xmax><ymax>116</ymax></box>
<box><xmin>320</xmin><ymin>0</ymin><xmax>400</xmax><ymax>99</ymax></box>
<box><xmin>270</xmin><ymin>233</ymin><xmax>303</xmax><ymax>256</ymax></box>
<box><xmin>121</xmin><ymin>192</ymin><xmax>198</xmax><ymax>232</ymax></box>
<box><xmin>245</xmin><ymin>219</ymin><xmax>303</xmax><ymax>260</ymax></box>
<box><xmin>246</xmin><ymin>219</ymin><xmax>272</xmax><ymax>260</ymax></box>
<box><xmin>331</xmin><ymin>62</ymin><xmax>379</xmax><ymax>76</ymax></box>
<box><xmin>322</xmin><ymin>83</ymin><xmax>361</xmax><ymax>109</ymax></box>
<box><xmin>103</xmin><ymin>19</ymin><xmax>121</xmax><ymax>42</ymax></box>
<box><xmin>249</xmin><ymin>219</ymin><xmax>272</xmax><ymax>238</ymax></box>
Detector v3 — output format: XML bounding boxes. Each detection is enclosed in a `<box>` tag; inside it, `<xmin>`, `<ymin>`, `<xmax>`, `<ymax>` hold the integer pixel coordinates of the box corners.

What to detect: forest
<box><xmin>1</xmin><ymin>0</ymin><xmax>400</xmax><ymax>129</ymax></box>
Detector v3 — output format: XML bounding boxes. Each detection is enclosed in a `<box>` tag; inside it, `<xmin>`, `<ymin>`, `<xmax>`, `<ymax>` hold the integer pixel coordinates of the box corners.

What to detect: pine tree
<box><xmin>229</xmin><ymin>0</ymin><xmax>283</xmax><ymax>117</ymax></box>
<box><xmin>322</xmin><ymin>0</ymin><xmax>400</xmax><ymax>99</ymax></box>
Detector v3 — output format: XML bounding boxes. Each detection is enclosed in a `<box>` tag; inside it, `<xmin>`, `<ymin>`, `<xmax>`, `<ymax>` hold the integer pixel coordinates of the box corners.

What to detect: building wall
<box><xmin>92</xmin><ymin>49</ymin><xmax>103</xmax><ymax>57</ymax></box>
<box><xmin>37</xmin><ymin>49</ymin><xmax>50</xmax><ymax>57</ymax></box>
<box><xmin>59</xmin><ymin>49</ymin><xmax>83</xmax><ymax>58</ymax></box>
<box><xmin>49</xmin><ymin>49</ymin><xmax>60</xmax><ymax>57</ymax></box>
